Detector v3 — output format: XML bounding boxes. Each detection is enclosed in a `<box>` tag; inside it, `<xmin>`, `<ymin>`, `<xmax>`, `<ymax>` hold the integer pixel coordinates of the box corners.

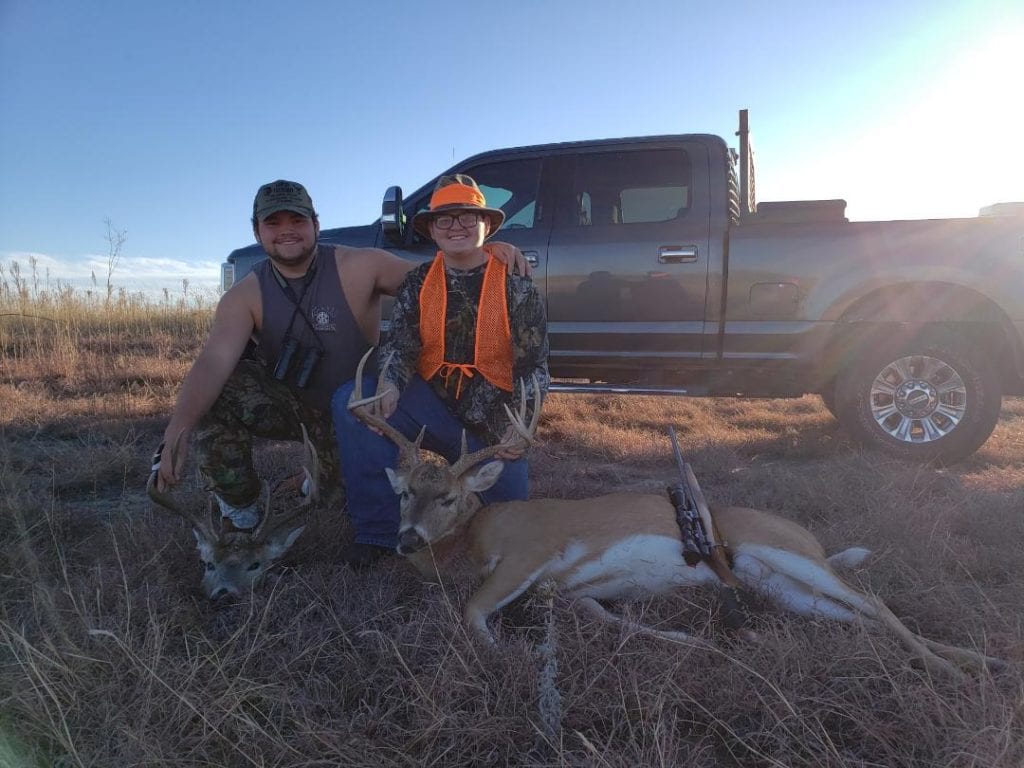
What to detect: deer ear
<box><xmin>264</xmin><ymin>525</ymin><xmax>306</xmax><ymax>560</ymax></box>
<box><xmin>193</xmin><ymin>529</ymin><xmax>215</xmax><ymax>559</ymax></box>
<box><xmin>385</xmin><ymin>467</ymin><xmax>407</xmax><ymax>494</ymax></box>
<box><xmin>464</xmin><ymin>461</ymin><xmax>505</xmax><ymax>493</ymax></box>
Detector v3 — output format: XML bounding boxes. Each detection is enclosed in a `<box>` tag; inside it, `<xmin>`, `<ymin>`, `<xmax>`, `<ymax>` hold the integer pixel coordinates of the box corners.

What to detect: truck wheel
<box><xmin>835</xmin><ymin>338</ymin><xmax>1001</xmax><ymax>463</ymax></box>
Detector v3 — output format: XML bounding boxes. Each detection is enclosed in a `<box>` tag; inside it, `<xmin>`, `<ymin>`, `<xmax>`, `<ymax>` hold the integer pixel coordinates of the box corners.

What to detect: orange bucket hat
<box><xmin>412</xmin><ymin>174</ymin><xmax>505</xmax><ymax>240</ymax></box>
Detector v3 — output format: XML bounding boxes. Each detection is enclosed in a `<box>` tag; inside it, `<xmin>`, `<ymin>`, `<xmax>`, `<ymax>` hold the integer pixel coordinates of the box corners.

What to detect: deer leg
<box><xmin>574</xmin><ymin>597</ymin><xmax>716</xmax><ymax>649</ymax></box>
<box><xmin>748</xmin><ymin>548</ymin><xmax>1002</xmax><ymax>674</ymax></box>
<box><xmin>463</xmin><ymin>564</ymin><xmax>544</xmax><ymax>643</ymax></box>
<box><xmin>794</xmin><ymin>575</ymin><xmax>967</xmax><ymax>681</ymax></box>
<box><xmin>739</xmin><ymin>551</ymin><xmax>966</xmax><ymax>680</ymax></box>
<box><xmin>851</xmin><ymin>593</ymin><xmax>1003</xmax><ymax>671</ymax></box>
<box><xmin>849</xmin><ymin>594</ymin><xmax>971</xmax><ymax>681</ymax></box>
<box><xmin>917</xmin><ymin>636</ymin><xmax>1006</xmax><ymax>673</ymax></box>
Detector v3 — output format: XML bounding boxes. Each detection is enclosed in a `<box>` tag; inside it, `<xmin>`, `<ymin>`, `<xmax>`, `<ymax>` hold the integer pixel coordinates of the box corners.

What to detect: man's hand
<box><xmin>356</xmin><ymin>378</ymin><xmax>399</xmax><ymax>436</ymax></box>
<box><xmin>272</xmin><ymin>471</ymin><xmax>307</xmax><ymax>498</ymax></box>
<box><xmin>494</xmin><ymin>424</ymin><xmax>527</xmax><ymax>461</ymax></box>
<box><xmin>372</xmin><ymin>379</ymin><xmax>399</xmax><ymax>420</ymax></box>
<box><xmin>155</xmin><ymin>429</ymin><xmax>190</xmax><ymax>492</ymax></box>
<box><xmin>486</xmin><ymin>242</ymin><xmax>533</xmax><ymax>277</ymax></box>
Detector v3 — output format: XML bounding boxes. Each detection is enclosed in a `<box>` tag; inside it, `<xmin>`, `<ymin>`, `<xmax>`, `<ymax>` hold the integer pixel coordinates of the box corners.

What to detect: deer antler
<box><xmin>146</xmin><ymin>430</ymin><xmax>219</xmax><ymax>542</ymax></box>
<box><xmin>252</xmin><ymin>424</ymin><xmax>321</xmax><ymax>542</ymax></box>
<box><xmin>449</xmin><ymin>374</ymin><xmax>543</xmax><ymax>478</ymax></box>
<box><xmin>347</xmin><ymin>347</ymin><xmax>424</xmax><ymax>470</ymax></box>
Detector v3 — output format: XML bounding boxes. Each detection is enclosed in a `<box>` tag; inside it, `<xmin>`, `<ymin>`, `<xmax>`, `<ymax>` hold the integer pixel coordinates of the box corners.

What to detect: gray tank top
<box><xmin>255</xmin><ymin>244</ymin><xmax>374</xmax><ymax>412</ymax></box>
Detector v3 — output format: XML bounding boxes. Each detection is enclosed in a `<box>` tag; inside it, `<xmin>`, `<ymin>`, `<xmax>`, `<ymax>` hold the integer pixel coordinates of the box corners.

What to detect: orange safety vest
<box><xmin>417</xmin><ymin>250</ymin><xmax>513</xmax><ymax>397</ymax></box>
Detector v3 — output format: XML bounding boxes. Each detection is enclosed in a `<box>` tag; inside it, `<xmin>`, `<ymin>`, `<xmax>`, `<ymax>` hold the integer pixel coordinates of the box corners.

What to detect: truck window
<box><xmin>571</xmin><ymin>149</ymin><xmax>691</xmax><ymax>227</ymax></box>
<box><xmin>471</xmin><ymin>159</ymin><xmax>541</xmax><ymax>230</ymax></box>
<box><xmin>411</xmin><ymin>158</ymin><xmax>542</xmax><ymax>232</ymax></box>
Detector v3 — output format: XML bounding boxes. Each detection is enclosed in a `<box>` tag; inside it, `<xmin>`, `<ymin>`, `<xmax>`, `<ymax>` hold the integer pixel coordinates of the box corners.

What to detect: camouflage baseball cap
<box><xmin>252</xmin><ymin>180</ymin><xmax>316</xmax><ymax>222</ymax></box>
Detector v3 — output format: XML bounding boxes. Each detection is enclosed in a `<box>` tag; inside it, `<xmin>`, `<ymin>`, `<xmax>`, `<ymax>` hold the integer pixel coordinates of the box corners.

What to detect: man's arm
<box><xmin>497</xmin><ymin>278</ymin><xmax>550</xmax><ymax>459</ymax></box>
<box><xmin>511</xmin><ymin>279</ymin><xmax>550</xmax><ymax>403</ymax></box>
<box><xmin>371</xmin><ymin>270</ymin><xmax>425</xmax><ymax>419</ymax></box>
<box><xmin>156</xmin><ymin>279</ymin><xmax>258</xmax><ymax>491</ymax></box>
<box><xmin>486</xmin><ymin>242</ymin><xmax>531</xmax><ymax>277</ymax></box>
<box><xmin>370</xmin><ymin>247</ymin><xmax>418</xmax><ymax>296</ymax></box>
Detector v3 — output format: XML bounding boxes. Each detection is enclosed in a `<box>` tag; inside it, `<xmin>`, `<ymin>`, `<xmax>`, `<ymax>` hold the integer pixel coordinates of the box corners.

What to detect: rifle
<box><xmin>666</xmin><ymin>427</ymin><xmax>748</xmax><ymax>631</ymax></box>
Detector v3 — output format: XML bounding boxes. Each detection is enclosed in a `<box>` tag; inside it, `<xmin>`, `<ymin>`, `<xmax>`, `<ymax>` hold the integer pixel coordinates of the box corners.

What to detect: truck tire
<box><xmin>819</xmin><ymin>382</ymin><xmax>839</xmax><ymax>419</ymax></box>
<box><xmin>835</xmin><ymin>337</ymin><xmax>1001</xmax><ymax>463</ymax></box>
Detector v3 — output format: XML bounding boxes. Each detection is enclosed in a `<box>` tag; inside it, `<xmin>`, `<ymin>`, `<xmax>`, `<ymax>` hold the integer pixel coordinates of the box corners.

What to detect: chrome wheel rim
<box><xmin>869</xmin><ymin>355</ymin><xmax>967</xmax><ymax>443</ymax></box>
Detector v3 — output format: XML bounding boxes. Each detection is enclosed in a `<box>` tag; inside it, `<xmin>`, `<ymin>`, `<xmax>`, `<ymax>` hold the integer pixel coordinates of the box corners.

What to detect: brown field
<box><xmin>2</xmin><ymin>285</ymin><xmax>1023</xmax><ymax>767</ymax></box>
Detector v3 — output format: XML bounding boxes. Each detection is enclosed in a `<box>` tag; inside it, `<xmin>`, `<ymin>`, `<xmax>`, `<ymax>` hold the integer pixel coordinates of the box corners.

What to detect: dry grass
<box><xmin>2</xmin><ymin>281</ymin><xmax>1023</xmax><ymax>767</ymax></box>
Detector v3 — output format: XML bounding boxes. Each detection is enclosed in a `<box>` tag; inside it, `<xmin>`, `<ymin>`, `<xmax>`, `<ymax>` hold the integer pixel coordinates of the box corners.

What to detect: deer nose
<box><xmin>397</xmin><ymin>528</ymin><xmax>426</xmax><ymax>554</ymax></box>
<box><xmin>210</xmin><ymin>586</ymin><xmax>234</xmax><ymax>601</ymax></box>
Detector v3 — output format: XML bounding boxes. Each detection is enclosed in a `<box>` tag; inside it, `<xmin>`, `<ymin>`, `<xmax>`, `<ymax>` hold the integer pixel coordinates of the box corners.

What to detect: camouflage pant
<box><xmin>194</xmin><ymin>359</ymin><xmax>340</xmax><ymax>507</ymax></box>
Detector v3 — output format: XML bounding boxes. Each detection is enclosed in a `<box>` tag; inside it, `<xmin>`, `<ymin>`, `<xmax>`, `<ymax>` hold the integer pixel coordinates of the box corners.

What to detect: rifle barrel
<box><xmin>667</xmin><ymin>426</ymin><xmax>687</xmax><ymax>476</ymax></box>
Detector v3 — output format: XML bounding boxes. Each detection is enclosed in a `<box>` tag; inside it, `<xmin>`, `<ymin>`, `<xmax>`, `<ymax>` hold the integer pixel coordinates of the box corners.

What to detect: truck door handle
<box><xmin>658</xmin><ymin>246</ymin><xmax>698</xmax><ymax>263</ymax></box>
<box><xmin>523</xmin><ymin>250</ymin><xmax>540</xmax><ymax>267</ymax></box>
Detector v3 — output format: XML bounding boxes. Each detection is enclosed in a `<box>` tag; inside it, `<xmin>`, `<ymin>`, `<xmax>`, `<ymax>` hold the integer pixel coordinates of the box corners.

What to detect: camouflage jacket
<box><xmin>380</xmin><ymin>257</ymin><xmax>549</xmax><ymax>443</ymax></box>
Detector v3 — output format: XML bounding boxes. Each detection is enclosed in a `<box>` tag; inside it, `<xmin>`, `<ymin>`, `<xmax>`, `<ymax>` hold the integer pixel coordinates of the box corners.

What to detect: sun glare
<box><xmin>843</xmin><ymin>27</ymin><xmax>1024</xmax><ymax>221</ymax></box>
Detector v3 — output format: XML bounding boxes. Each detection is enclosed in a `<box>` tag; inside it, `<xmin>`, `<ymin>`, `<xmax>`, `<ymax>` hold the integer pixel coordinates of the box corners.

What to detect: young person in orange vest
<box><xmin>331</xmin><ymin>174</ymin><xmax>549</xmax><ymax>568</ymax></box>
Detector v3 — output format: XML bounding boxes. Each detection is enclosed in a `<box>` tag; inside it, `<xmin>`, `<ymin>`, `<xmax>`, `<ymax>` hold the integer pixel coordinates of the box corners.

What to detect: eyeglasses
<box><xmin>432</xmin><ymin>212</ymin><xmax>482</xmax><ymax>230</ymax></box>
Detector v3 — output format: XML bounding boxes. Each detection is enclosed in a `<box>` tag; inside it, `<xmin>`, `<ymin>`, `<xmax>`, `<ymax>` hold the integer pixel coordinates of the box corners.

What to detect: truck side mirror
<box><xmin>381</xmin><ymin>186</ymin><xmax>405</xmax><ymax>244</ymax></box>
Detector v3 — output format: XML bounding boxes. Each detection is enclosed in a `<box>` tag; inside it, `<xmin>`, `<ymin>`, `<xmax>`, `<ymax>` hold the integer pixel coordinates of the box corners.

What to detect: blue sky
<box><xmin>1</xmin><ymin>0</ymin><xmax>1021</xmax><ymax>297</ymax></box>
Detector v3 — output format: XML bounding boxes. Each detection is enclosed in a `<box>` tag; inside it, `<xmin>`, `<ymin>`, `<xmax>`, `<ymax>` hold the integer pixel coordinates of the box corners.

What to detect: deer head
<box><xmin>146</xmin><ymin>426</ymin><xmax>320</xmax><ymax>599</ymax></box>
<box><xmin>347</xmin><ymin>348</ymin><xmax>541</xmax><ymax>556</ymax></box>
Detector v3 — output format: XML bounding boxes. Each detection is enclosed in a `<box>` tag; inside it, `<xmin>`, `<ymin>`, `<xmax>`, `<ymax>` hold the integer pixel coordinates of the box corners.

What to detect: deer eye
<box><xmin>441</xmin><ymin>496</ymin><xmax>457</xmax><ymax>507</ymax></box>
<box><xmin>247</xmin><ymin>561</ymin><xmax>261</xmax><ymax>571</ymax></box>
<box><xmin>399</xmin><ymin>491</ymin><xmax>410</xmax><ymax>502</ymax></box>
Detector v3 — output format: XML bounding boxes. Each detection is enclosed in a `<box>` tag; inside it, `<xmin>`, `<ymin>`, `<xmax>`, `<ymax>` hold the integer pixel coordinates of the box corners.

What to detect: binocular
<box><xmin>272</xmin><ymin>338</ymin><xmax>322</xmax><ymax>389</ymax></box>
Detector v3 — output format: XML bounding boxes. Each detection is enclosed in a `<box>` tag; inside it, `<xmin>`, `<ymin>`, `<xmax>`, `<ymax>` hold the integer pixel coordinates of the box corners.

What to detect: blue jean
<box><xmin>331</xmin><ymin>375</ymin><xmax>529</xmax><ymax>549</ymax></box>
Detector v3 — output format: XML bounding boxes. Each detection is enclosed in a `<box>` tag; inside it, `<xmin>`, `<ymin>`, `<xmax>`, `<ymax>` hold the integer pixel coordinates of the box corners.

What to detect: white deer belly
<box><xmin>556</xmin><ymin>534</ymin><xmax>717</xmax><ymax>600</ymax></box>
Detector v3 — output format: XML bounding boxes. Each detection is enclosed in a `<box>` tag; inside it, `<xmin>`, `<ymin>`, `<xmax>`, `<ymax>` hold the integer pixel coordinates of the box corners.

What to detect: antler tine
<box><xmin>450</xmin><ymin>442</ymin><xmax>506</xmax><ymax>479</ymax></box>
<box><xmin>253</xmin><ymin>425</ymin><xmax>321</xmax><ymax>542</ymax></box>
<box><xmin>505</xmin><ymin>373</ymin><xmax>543</xmax><ymax>442</ymax></box>
<box><xmin>347</xmin><ymin>347</ymin><xmax>422</xmax><ymax>470</ymax></box>
<box><xmin>146</xmin><ymin>430</ymin><xmax>218</xmax><ymax>541</ymax></box>
<box><xmin>251</xmin><ymin>481</ymin><xmax>276</xmax><ymax>542</ymax></box>
<box><xmin>299</xmin><ymin>423</ymin><xmax>321</xmax><ymax>505</ymax></box>
<box><xmin>450</xmin><ymin>375</ymin><xmax>543</xmax><ymax>478</ymax></box>
<box><xmin>348</xmin><ymin>347</ymin><xmax>385</xmax><ymax>409</ymax></box>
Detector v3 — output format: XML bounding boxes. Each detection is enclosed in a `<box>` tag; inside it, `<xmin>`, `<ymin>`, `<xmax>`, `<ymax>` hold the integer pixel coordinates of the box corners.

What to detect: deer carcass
<box><xmin>347</xmin><ymin>351</ymin><xmax>1003</xmax><ymax>680</ymax></box>
<box><xmin>146</xmin><ymin>427</ymin><xmax>320</xmax><ymax>600</ymax></box>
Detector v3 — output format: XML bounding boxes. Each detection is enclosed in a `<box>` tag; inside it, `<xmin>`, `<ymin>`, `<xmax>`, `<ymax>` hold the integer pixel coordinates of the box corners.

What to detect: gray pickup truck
<box><xmin>222</xmin><ymin>111</ymin><xmax>1024</xmax><ymax>463</ymax></box>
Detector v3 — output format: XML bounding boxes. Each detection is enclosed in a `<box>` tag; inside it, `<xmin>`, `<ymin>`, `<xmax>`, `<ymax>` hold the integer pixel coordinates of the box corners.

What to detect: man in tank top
<box><xmin>153</xmin><ymin>180</ymin><xmax>528</xmax><ymax>541</ymax></box>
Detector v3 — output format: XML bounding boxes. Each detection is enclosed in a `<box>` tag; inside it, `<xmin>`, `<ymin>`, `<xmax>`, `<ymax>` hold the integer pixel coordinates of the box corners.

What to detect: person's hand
<box><xmin>359</xmin><ymin>379</ymin><xmax>399</xmax><ymax>436</ymax></box>
<box><xmin>272</xmin><ymin>470</ymin><xmax>307</xmax><ymax>498</ymax></box>
<box><xmin>155</xmin><ymin>429</ymin><xmax>190</xmax><ymax>492</ymax></box>
<box><xmin>494</xmin><ymin>424</ymin><xmax>527</xmax><ymax>461</ymax></box>
<box><xmin>486</xmin><ymin>242</ymin><xmax>533</xmax><ymax>277</ymax></box>
<box><xmin>509</xmin><ymin>247</ymin><xmax>532</xmax><ymax>278</ymax></box>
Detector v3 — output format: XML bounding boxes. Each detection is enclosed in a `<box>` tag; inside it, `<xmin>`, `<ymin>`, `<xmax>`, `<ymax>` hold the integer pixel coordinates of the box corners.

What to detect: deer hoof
<box><xmin>736</xmin><ymin>628</ymin><xmax>762</xmax><ymax>645</ymax></box>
